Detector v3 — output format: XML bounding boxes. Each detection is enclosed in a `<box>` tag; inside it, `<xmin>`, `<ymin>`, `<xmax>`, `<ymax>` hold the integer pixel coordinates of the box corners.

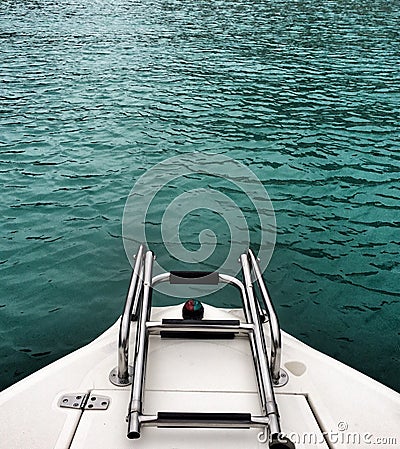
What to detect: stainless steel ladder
<box><xmin>110</xmin><ymin>244</ymin><xmax>295</xmax><ymax>448</ymax></box>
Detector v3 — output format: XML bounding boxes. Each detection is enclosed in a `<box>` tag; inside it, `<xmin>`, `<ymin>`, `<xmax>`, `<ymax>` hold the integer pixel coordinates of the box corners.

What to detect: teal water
<box><xmin>1</xmin><ymin>0</ymin><xmax>399</xmax><ymax>392</ymax></box>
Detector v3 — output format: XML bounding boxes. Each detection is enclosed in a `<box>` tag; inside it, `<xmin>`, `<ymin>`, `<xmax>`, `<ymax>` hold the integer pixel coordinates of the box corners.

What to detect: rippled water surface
<box><xmin>1</xmin><ymin>0</ymin><xmax>399</xmax><ymax>392</ymax></box>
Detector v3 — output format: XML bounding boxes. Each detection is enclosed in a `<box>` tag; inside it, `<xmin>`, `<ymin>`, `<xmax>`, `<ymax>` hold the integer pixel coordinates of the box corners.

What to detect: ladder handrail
<box><xmin>127</xmin><ymin>250</ymin><xmax>154</xmax><ymax>439</ymax></box>
<box><xmin>109</xmin><ymin>244</ymin><xmax>145</xmax><ymax>386</ymax></box>
<box><xmin>240</xmin><ymin>253</ymin><xmax>281</xmax><ymax>437</ymax></box>
<box><xmin>248</xmin><ymin>249</ymin><xmax>282</xmax><ymax>385</ymax></box>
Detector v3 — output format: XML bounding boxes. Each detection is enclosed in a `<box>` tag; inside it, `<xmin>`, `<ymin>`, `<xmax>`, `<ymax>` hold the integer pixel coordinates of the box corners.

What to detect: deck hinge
<box><xmin>58</xmin><ymin>392</ymin><xmax>110</xmax><ymax>410</ymax></box>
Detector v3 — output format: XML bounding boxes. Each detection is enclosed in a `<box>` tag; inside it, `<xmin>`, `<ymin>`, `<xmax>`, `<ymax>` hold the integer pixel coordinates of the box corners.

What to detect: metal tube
<box><xmin>146</xmin><ymin>321</ymin><xmax>253</xmax><ymax>334</ymax></box>
<box><xmin>110</xmin><ymin>244</ymin><xmax>145</xmax><ymax>386</ymax></box>
<box><xmin>152</xmin><ymin>272</ymin><xmax>170</xmax><ymax>286</ymax></box>
<box><xmin>138</xmin><ymin>414</ymin><xmax>269</xmax><ymax>428</ymax></box>
<box><xmin>218</xmin><ymin>274</ymin><xmax>251</xmax><ymax>323</ymax></box>
<box><xmin>131</xmin><ymin>263</ymin><xmax>144</xmax><ymax>320</ymax></box>
<box><xmin>218</xmin><ymin>274</ymin><xmax>267</xmax><ymax>413</ymax></box>
<box><xmin>240</xmin><ymin>254</ymin><xmax>281</xmax><ymax>437</ymax></box>
<box><xmin>248</xmin><ymin>249</ymin><xmax>282</xmax><ymax>384</ymax></box>
<box><xmin>127</xmin><ymin>250</ymin><xmax>154</xmax><ymax>439</ymax></box>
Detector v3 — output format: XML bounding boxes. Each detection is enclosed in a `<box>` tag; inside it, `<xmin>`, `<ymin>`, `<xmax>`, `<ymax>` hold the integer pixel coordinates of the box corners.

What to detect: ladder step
<box><xmin>130</xmin><ymin>412</ymin><xmax>269</xmax><ymax>437</ymax></box>
<box><xmin>170</xmin><ymin>271</ymin><xmax>219</xmax><ymax>285</ymax></box>
<box><xmin>161</xmin><ymin>331</ymin><xmax>236</xmax><ymax>339</ymax></box>
<box><xmin>159</xmin><ymin>319</ymin><xmax>241</xmax><ymax>339</ymax></box>
<box><xmin>162</xmin><ymin>319</ymin><xmax>240</xmax><ymax>326</ymax></box>
<box><xmin>157</xmin><ymin>411</ymin><xmax>252</xmax><ymax>427</ymax></box>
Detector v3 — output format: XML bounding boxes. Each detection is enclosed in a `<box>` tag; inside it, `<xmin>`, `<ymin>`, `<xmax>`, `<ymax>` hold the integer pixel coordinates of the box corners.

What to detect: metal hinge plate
<box><xmin>59</xmin><ymin>392</ymin><xmax>110</xmax><ymax>410</ymax></box>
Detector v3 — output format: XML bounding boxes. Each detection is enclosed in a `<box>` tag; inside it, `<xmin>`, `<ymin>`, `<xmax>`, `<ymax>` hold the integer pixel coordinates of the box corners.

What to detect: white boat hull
<box><xmin>0</xmin><ymin>304</ymin><xmax>399</xmax><ymax>449</ymax></box>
